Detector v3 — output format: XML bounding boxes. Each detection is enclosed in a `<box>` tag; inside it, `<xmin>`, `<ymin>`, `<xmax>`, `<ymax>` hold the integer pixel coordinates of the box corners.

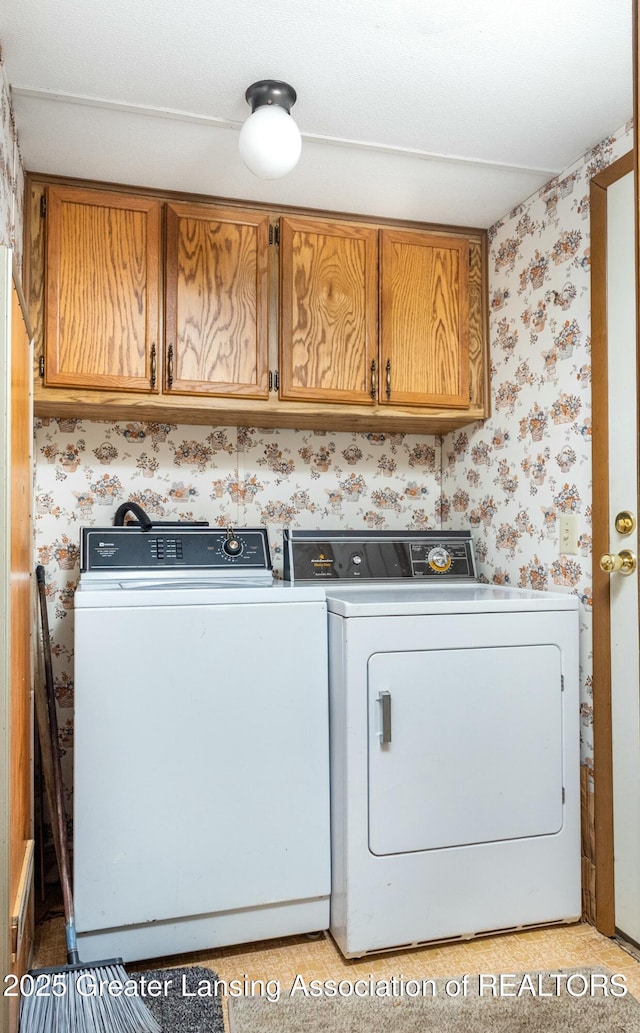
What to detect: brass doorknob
<box><xmin>599</xmin><ymin>550</ymin><xmax>637</xmax><ymax>576</ymax></box>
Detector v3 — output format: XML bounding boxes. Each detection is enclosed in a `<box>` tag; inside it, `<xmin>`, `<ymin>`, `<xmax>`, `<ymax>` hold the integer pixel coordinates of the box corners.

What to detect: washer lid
<box><xmin>74</xmin><ymin>580</ymin><xmax>327</xmax><ymax>608</ymax></box>
<box><xmin>325</xmin><ymin>583</ymin><xmax>580</xmax><ymax>616</ymax></box>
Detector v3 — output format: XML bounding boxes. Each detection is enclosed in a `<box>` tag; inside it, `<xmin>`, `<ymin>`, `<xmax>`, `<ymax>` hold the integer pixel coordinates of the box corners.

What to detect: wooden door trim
<box><xmin>590</xmin><ymin>148</ymin><xmax>634</xmax><ymax>936</ymax></box>
<box><xmin>0</xmin><ymin>247</ymin><xmax>13</xmax><ymax>1033</ymax></box>
<box><xmin>11</xmin><ymin>256</ymin><xmax>33</xmax><ymax>343</ymax></box>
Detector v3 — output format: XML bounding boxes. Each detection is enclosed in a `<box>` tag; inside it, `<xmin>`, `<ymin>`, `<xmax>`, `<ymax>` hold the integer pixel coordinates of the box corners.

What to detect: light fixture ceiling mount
<box><xmin>245</xmin><ymin>79</ymin><xmax>297</xmax><ymax>114</ymax></box>
<box><xmin>239</xmin><ymin>79</ymin><xmax>302</xmax><ymax>180</ymax></box>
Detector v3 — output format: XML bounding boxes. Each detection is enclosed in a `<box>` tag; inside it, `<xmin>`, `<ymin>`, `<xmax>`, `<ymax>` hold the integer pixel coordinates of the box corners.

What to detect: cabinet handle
<box><xmin>378</xmin><ymin>690</ymin><xmax>392</xmax><ymax>744</ymax></box>
<box><xmin>167</xmin><ymin>344</ymin><xmax>174</xmax><ymax>389</ymax></box>
<box><xmin>370</xmin><ymin>359</ymin><xmax>377</xmax><ymax>401</ymax></box>
<box><xmin>150</xmin><ymin>343</ymin><xmax>157</xmax><ymax>388</ymax></box>
<box><xmin>269</xmin><ymin>370</ymin><xmax>273</xmax><ymax>392</ymax></box>
<box><xmin>385</xmin><ymin>358</ymin><xmax>391</xmax><ymax>399</ymax></box>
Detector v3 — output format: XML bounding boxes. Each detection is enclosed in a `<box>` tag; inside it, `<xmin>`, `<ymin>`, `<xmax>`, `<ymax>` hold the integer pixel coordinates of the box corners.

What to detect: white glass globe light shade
<box><xmin>239</xmin><ymin>105</ymin><xmax>302</xmax><ymax>179</ymax></box>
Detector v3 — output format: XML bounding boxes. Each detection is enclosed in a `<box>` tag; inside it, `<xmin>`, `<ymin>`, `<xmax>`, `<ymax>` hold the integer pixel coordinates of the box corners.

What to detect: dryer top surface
<box><xmin>325</xmin><ymin>583</ymin><xmax>580</xmax><ymax>617</ymax></box>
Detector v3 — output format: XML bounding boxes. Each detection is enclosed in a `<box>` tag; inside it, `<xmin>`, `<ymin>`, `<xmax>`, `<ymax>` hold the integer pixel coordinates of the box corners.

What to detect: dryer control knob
<box><xmin>428</xmin><ymin>546</ymin><xmax>452</xmax><ymax>573</ymax></box>
<box><xmin>223</xmin><ymin>530</ymin><xmax>243</xmax><ymax>557</ymax></box>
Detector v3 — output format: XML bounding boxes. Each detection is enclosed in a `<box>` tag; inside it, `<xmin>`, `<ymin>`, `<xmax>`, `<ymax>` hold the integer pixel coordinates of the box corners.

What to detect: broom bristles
<box><xmin>19</xmin><ymin>962</ymin><xmax>161</xmax><ymax>1033</ymax></box>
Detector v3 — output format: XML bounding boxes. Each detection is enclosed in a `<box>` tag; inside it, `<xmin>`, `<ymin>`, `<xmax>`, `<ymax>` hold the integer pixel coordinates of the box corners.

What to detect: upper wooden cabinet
<box><xmin>380</xmin><ymin>229</ymin><xmax>469</xmax><ymax>408</ymax></box>
<box><xmin>30</xmin><ymin>177</ymin><xmax>488</xmax><ymax>434</ymax></box>
<box><xmin>279</xmin><ymin>216</ymin><xmax>377</xmax><ymax>405</ymax></box>
<box><xmin>45</xmin><ymin>186</ymin><xmax>161</xmax><ymax>392</ymax></box>
<box><xmin>165</xmin><ymin>203</ymin><xmax>270</xmax><ymax>399</ymax></box>
<box><xmin>279</xmin><ymin>219</ymin><xmax>471</xmax><ymax>411</ymax></box>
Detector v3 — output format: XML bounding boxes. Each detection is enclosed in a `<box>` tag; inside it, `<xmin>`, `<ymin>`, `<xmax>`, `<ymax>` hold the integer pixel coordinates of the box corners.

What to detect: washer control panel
<box><xmin>81</xmin><ymin>527</ymin><xmax>271</xmax><ymax>572</ymax></box>
<box><xmin>283</xmin><ymin>530</ymin><xmax>476</xmax><ymax>582</ymax></box>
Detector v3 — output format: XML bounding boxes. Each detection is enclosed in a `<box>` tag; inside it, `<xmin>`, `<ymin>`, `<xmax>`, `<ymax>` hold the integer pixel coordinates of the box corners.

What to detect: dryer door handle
<box><xmin>378</xmin><ymin>691</ymin><xmax>392</xmax><ymax>745</ymax></box>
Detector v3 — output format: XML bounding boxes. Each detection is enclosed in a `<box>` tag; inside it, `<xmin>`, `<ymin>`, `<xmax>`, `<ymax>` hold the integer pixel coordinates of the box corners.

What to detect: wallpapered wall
<box><xmin>0</xmin><ymin>46</ymin><xmax>24</xmax><ymax>268</ymax></box>
<box><xmin>442</xmin><ymin>119</ymin><xmax>633</xmax><ymax>776</ymax></box>
<box><xmin>34</xmin><ymin>119</ymin><xmax>633</xmax><ymax>817</ymax></box>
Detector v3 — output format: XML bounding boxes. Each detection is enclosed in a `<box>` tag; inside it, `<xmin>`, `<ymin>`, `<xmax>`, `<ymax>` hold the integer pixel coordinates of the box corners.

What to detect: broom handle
<box><xmin>33</xmin><ymin>640</ymin><xmax>64</xmax><ymax>903</ymax></box>
<box><xmin>35</xmin><ymin>565</ymin><xmax>79</xmax><ymax>964</ymax></box>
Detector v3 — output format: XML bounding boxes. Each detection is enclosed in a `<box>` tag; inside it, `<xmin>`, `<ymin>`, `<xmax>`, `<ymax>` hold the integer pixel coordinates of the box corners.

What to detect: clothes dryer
<box><xmin>284</xmin><ymin>530</ymin><xmax>580</xmax><ymax>958</ymax></box>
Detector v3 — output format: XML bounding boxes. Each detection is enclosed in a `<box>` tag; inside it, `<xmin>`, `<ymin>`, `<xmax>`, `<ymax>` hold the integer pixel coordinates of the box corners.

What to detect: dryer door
<box><xmin>367</xmin><ymin>644</ymin><xmax>563</xmax><ymax>855</ymax></box>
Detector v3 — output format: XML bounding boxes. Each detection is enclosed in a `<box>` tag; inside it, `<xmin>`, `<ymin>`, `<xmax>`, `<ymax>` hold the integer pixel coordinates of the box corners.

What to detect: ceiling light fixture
<box><xmin>239</xmin><ymin>80</ymin><xmax>301</xmax><ymax>180</ymax></box>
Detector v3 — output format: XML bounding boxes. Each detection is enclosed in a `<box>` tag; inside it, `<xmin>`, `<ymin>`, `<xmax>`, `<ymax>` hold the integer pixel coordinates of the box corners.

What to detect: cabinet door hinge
<box><xmin>40</xmin><ymin>195</ymin><xmax>47</xmax><ymax>218</ymax></box>
<box><xmin>269</xmin><ymin>224</ymin><xmax>280</xmax><ymax>246</ymax></box>
<box><xmin>39</xmin><ymin>355</ymin><xmax>45</xmax><ymax>378</ymax></box>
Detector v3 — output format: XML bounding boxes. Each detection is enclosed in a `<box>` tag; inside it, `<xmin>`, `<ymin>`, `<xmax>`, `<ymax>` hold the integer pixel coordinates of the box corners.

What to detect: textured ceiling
<box><xmin>2</xmin><ymin>0</ymin><xmax>633</xmax><ymax>227</ymax></box>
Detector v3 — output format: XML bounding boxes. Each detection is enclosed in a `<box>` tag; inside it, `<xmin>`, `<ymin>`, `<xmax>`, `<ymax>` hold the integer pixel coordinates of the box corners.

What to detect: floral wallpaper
<box><xmin>0</xmin><ymin>45</ymin><xmax>24</xmax><ymax>270</ymax></box>
<box><xmin>34</xmin><ymin>419</ymin><xmax>441</xmax><ymax>810</ymax></box>
<box><xmin>34</xmin><ymin>118</ymin><xmax>633</xmax><ymax>819</ymax></box>
<box><xmin>442</xmin><ymin>119</ymin><xmax>634</xmax><ymax>774</ymax></box>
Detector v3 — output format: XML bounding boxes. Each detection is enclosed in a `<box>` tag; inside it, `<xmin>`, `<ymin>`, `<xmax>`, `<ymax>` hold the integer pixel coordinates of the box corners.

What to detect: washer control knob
<box><xmin>428</xmin><ymin>546</ymin><xmax>452</xmax><ymax>573</ymax></box>
<box><xmin>223</xmin><ymin>528</ymin><xmax>243</xmax><ymax>557</ymax></box>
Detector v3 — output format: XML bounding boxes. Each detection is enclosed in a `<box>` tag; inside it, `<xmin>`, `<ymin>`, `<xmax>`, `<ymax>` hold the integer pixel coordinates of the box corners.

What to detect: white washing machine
<box><xmin>284</xmin><ymin>530</ymin><xmax>581</xmax><ymax>958</ymax></box>
<box><xmin>74</xmin><ymin>526</ymin><xmax>330</xmax><ymax>962</ymax></box>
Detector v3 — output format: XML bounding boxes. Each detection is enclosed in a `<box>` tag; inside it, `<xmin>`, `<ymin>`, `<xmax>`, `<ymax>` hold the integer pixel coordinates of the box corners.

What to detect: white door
<box><xmin>606</xmin><ymin>170</ymin><xmax>640</xmax><ymax>944</ymax></box>
<box><xmin>367</xmin><ymin>643</ymin><xmax>564</xmax><ymax>856</ymax></box>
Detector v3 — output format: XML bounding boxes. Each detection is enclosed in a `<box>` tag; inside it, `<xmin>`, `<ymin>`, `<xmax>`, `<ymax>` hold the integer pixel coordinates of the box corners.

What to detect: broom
<box><xmin>19</xmin><ymin>566</ymin><xmax>161</xmax><ymax>1033</ymax></box>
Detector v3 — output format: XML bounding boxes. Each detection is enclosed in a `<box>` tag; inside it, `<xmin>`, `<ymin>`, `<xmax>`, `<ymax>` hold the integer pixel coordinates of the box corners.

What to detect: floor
<box><xmin>32</xmin><ymin>917</ymin><xmax>640</xmax><ymax>1027</ymax></box>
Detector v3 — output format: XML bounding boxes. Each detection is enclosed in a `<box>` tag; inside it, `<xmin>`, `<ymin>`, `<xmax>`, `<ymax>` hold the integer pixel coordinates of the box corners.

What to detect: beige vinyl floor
<box><xmin>33</xmin><ymin>916</ymin><xmax>640</xmax><ymax>1026</ymax></box>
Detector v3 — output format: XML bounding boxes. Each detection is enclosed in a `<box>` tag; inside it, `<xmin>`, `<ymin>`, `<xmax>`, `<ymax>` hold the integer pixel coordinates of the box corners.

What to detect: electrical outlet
<box><xmin>559</xmin><ymin>514</ymin><xmax>578</xmax><ymax>555</ymax></box>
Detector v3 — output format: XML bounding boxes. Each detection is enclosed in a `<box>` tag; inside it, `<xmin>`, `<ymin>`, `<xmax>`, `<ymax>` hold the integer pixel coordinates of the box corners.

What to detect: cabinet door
<box><xmin>279</xmin><ymin>216</ymin><xmax>377</xmax><ymax>404</ymax></box>
<box><xmin>165</xmin><ymin>203</ymin><xmax>269</xmax><ymax>399</ymax></box>
<box><xmin>45</xmin><ymin>186</ymin><xmax>161</xmax><ymax>392</ymax></box>
<box><xmin>380</xmin><ymin>229</ymin><xmax>469</xmax><ymax>407</ymax></box>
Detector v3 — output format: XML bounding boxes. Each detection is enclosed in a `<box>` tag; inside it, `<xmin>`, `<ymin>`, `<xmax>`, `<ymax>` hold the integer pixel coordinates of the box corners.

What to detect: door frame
<box><xmin>591</xmin><ymin>149</ymin><xmax>636</xmax><ymax>936</ymax></box>
<box><xmin>0</xmin><ymin>246</ymin><xmax>13</xmax><ymax>1031</ymax></box>
<box><xmin>0</xmin><ymin>249</ymin><xmax>35</xmax><ymax>1032</ymax></box>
